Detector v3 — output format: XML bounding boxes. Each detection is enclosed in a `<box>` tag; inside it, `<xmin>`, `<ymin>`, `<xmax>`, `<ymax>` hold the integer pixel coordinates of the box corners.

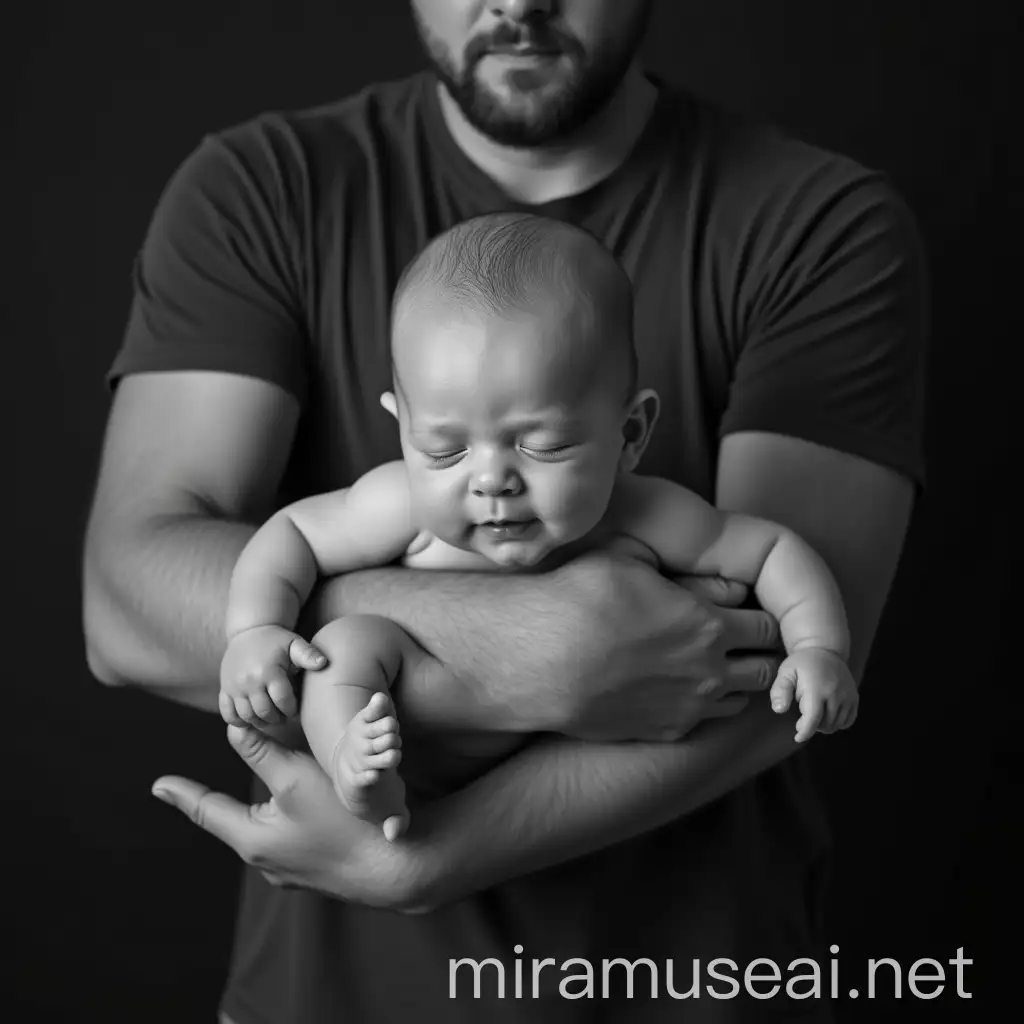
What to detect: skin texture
<box><xmin>87</xmin><ymin>0</ymin><xmax>918</xmax><ymax>914</ymax></box>
<box><xmin>392</xmin><ymin>302</ymin><xmax>655</xmax><ymax>569</ymax></box>
<box><xmin>410</xmin><ymin>0</ymin><xmax>653</xmax><ymax>146</ymax></box>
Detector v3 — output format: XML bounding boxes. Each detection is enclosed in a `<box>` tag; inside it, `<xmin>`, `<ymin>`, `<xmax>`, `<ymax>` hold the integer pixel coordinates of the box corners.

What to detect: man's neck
<box><xmin>436</xmin><ymin>65</ymin><xmax>658</xmax><ymax>205</ymax></box>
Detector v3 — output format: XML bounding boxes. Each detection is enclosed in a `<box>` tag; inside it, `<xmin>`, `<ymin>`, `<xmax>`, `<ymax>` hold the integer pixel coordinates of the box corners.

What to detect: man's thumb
<box><xmin>290</xmin><ymin>637</ymin><xmax>328</xmax><ymax>671</ymax></box>
<box><xmin>150</xmin><ymin>775</ymin><xmax>253</xmax><ymax>850</ymax></box>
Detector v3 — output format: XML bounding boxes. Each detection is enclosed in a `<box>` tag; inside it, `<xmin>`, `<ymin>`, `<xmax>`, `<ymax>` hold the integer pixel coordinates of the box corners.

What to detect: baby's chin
<box><xmin>481</xmin><ymin>540</ymin><xmax>555</xmax><ymax>571</ymax></box>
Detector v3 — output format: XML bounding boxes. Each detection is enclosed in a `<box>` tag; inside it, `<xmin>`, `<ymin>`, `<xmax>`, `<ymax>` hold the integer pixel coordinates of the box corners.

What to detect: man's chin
<box><xmin>452</xmin><ymin>75</ymin><xmax>581</xmax><ymax>146</ymax></box>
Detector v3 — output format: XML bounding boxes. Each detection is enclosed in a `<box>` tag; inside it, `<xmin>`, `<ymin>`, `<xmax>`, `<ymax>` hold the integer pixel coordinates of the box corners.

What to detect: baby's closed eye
<box><xmin>519</xmin><ymin>442</ymin><xmax>576</xmax><ymax>461</ymax></box>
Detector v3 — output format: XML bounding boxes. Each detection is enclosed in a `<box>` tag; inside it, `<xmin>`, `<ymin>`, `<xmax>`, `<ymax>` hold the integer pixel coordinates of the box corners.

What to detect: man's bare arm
<box><xmin>84</xmin><ymin>373</ymin><xmax>567</xmax><ymax>722</ymax></box>
<box><xmin>402</xmin><ymin>434</ymin><xmax>915</xmax><ymax>908</ymax></box>
<box><xmin>84</xmin><ymin>373</ymin><xmax>762</xmax><ymax>742</ymax></box>
<box><xmin>83</xmin><ymin>372</ymin><xmax>299</xmax><ymax>711</ymax></box>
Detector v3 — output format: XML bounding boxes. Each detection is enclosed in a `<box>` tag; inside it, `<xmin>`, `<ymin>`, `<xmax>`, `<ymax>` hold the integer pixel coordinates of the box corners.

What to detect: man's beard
<box><xmin>412</xmin><ymin>6</ymin><xmax>652</xmax><ymax>147</ymax></box>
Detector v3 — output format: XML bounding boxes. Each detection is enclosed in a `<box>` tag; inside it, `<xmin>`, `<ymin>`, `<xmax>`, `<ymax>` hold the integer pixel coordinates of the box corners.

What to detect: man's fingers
<box><xmin>723</xmin><ymin>655</ymin><xmax>780</xmax><ymax>694</ymax></box>
<box><xmin>702</xmin><ymin>694</ymin><xmax>750</xmax><ymax>719</ymax></box>
<box><xmin>676</xmin><ymin>575</ymin><xmax>749</xmax><ymax>608</ymax></box>
<box><xmin>717</xmin><ymin>606</ymin><xmax>781</xmax><ymax>652</ymax></box>
<box><xmin>151</xmin><ymin>776</ymin><xmax>260</xmax><ymax>854</ymax></box>
<box><xmin>226</xmin><ymin>725</ymin><xmax>300</xmax><ymax>799</ymax></box>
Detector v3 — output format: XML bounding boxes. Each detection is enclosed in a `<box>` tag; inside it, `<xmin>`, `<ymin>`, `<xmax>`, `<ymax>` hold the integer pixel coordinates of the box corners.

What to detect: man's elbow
<box><xmin>82</xmin><ymin>570</ymin><xmax>132</xmax><ymax>687</ymax></box>
<box><xmin>81</xmin><ymin>538</ymin><xmax>147</xmax><ymax>688</ymax></box>
<box><xmin>84</xmin><ymin>633</ymin><xmax>128</xmax><ymax>687</ymax></box>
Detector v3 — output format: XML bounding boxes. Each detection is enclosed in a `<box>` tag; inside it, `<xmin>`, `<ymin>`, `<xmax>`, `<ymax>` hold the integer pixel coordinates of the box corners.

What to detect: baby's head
<box><xmin>385</xmin><ymin>211</ymin><xmax>658</xmax><ymax>569</ymax></box>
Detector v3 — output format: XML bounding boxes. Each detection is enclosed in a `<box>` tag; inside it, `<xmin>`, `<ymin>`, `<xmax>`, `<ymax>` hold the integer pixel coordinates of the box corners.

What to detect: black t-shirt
<box><xmin>110</xmin><ymin>72</ymin><xmax>927</xmax><ymax>1023</ymax></box>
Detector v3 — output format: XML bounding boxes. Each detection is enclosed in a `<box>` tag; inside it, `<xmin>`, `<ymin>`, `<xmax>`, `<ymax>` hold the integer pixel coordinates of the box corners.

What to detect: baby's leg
<box><xmin>299</xmin><ymin>615</ymin><xmax>411</xmax><ymax>840</ymax></box>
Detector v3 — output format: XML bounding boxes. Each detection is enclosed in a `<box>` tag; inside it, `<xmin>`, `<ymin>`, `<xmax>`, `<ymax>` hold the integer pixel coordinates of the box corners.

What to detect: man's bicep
<box><xmin>717</xmin><ymin>431</ymin><xmax>914</xmax><ymax>679</ymax></box>
<box><xmin>88</xmin><ymin>371</ymin><xmax>299</xmax><ymax>532</ymax></box>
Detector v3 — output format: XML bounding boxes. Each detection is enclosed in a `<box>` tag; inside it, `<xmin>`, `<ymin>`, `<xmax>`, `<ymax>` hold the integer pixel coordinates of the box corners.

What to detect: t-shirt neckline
<box><xmin>417</xmin><ymin>70</ymin><xmax>685</xmax><ymax>222</ymax></box>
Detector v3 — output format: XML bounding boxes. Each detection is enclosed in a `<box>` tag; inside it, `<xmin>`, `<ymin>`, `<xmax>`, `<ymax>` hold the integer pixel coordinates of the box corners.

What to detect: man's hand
<box><xmin>150</xmin><ymin>726</ymin><xmax>421</xmax><ymax>910</ymax></box>
<box><xmin>325</xmin><ymin>550</ymin><xmax>781</xmax><ymax>741</ymax></box>
<box><xmin>551</xmin><ymin>553</ymin><xmax>782</xmax><ymax>742</ymax></box>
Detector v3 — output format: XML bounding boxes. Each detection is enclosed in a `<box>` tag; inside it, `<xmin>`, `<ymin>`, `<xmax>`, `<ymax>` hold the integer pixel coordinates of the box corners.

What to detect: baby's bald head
<box><xmin>390</xmin><ymin>213</ymin><xmax>637</xmax><ymax>403</ymax></box>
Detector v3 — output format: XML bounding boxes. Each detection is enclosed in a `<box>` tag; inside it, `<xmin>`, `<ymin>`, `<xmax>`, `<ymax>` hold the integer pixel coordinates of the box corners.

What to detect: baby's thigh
<box><xmin>305</xmin><ymin>614</ymin><xmax>415</xmax><ymax>696</ymax></box>
<box><xmin>300</xmin><ymin>616</ymin><xmax>417</xmax><ymax>764</ymax></box>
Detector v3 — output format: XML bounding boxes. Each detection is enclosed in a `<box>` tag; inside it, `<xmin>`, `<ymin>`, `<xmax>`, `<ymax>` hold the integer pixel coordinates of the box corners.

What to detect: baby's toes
<box><xmin>358</xmin><ymin>692</ymin><xmax>394</xmax><ymax>725</ymax></box>
<box><xmin>365</xmin><ymin>747</ymin><xmax>403</xmax><ymax>771</ymax></box>
<box><xmin>383</xmin><ymin>813</ymin><xmax>410</xmax><ymax>843</ymax></box>
<box><xmin>368</xmin><ymin>726</ymin><xmax>402</xmax><ymax>753</ymax></box>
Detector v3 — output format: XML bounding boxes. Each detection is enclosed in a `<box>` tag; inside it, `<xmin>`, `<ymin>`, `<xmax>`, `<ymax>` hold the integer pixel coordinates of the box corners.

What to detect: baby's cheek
<box><xmin>542</xmin><ymin>466</ymin><xmax>613</xmax><ymax>536</ymax></box>
<box><xmin>413</xmin><ymin>474</ymin><xmax>468</xmax><ymax>538</ymax></box>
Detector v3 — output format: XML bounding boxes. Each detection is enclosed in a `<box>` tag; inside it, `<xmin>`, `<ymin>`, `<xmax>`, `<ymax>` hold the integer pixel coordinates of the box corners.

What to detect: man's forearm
<box><xmin>84</xmin><ymin>514</ymin><xmax>255</xmax><ymax>712</ymax></box>
<box><xmin>409</xmin><ymin>699</ymin><xmax>799</xmax><ymax>908</ymax></box>
<box><xmin>314</xmin><ymin>567</ymin><xmax>567</xmax><ymax>733</ymax></box>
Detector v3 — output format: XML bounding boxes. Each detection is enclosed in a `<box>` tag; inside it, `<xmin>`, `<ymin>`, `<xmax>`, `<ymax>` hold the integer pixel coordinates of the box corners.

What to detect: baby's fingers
<box><xmin>794</xmin><ymin>698</ymin><xmax>824</xmax><ymax>744</ymax></box>
<box><xmin>227</xmin><ymin>695</ymin><xmax>263</xmax><ymax>727</ymax></box>
<box><xmin>289</xmin><ymin>637</ymin><xmax>328</xmax><ymax>673</ymax></box>
<box><xmin>219</xmin><ymin>691</ymin><xmax>247</xmax><ymax>727</ymax></box>
<box><xmin>836</xmin><ymin>698</ymin><xmax>859</xmax><ymax>732</ymax></box>
<box><xmin>267</xmin><ymin>677</ymin><xmax>298</xmax><ymax>719</ymax></box>
<box><xmin>247</xmin><ymin>688</ymin><xmax>284</xmax><ymax>726</ymax></box>
<box><xmin>769</xmin><ymin>669</ymin><xmax>796</xmax><ymax>714</ymax></box>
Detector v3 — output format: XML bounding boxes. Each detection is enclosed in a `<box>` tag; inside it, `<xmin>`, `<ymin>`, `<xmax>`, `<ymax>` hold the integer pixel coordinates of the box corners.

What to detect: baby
<box><xmin>219</xmin><ymin>212</ymin><xmax>859</xmax><ymax>841</ymax></box>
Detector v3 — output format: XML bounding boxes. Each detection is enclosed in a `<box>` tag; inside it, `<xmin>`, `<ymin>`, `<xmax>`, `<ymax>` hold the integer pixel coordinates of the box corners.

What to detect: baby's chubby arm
<box><xmin>220</xmin><ymin>461</ymin><xmax>419</xmax><ymax>724</ymax></box>
<box><xmin>226</xmin><ymin>461</ymin><xmax>419</xmax><ymax>634</ymax></box>
<box><xmin>619</xmin><ymin>476</ymin><xmax>857</xmax><ymax>740</ymax></box>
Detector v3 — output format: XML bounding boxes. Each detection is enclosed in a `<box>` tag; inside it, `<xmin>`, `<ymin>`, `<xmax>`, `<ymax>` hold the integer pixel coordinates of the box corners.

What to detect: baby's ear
<box><xmin>619</xmin><ymin>388</ymin><xmax>660</xmax><ymax>473</ymax></box>
<box><xmin>380</xmin><ymin>391</ymin><xmax>398</xmax><ymax>420</ymax></box>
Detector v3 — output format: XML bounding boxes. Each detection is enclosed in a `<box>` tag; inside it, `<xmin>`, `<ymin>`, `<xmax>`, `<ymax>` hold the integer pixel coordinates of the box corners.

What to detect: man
<box><xmin>82</xmin><ymin>1</ymin><xmax>926</xmax><ymax>1021</ymax></box>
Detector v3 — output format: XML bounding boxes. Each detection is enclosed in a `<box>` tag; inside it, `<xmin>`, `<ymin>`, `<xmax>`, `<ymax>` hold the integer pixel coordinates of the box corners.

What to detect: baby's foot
<box><xmin>332</xmin><ymin>692</ymin><xmax>409</xmax><ymax>841</ymax></box>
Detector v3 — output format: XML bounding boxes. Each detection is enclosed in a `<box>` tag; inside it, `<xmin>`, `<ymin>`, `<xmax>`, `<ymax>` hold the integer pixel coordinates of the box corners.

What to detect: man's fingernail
<box><xmin>151</xmin><ymin>786</ymin><xmax>172</xmax><ymax>804</ymax></box>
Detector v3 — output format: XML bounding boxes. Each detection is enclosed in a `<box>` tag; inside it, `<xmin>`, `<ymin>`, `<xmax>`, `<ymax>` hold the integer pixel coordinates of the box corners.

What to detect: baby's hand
<box><xmin>769</xmin><ymin>648</ymin><xmax>859</xmax><ymax>744</ymax></box>
<box><xmin>219</xmin><ymin>625</ymin><xmax>327</xmax><ymax>727</ymax></box>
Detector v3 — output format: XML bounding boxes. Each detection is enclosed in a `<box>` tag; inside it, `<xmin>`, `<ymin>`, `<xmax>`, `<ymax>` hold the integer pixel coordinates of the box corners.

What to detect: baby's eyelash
<box><xmin>423</xmin><ymin>449</ymin><xmax>465</xmax><ymax>466</ymax></box>
<box><xmin>521</xmin><ymin>444</ymin><xmax>573</xmax><ymax>460</ymax></box>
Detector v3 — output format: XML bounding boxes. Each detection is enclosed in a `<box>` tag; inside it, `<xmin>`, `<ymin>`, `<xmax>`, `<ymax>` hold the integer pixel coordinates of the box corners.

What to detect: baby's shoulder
<box><xmin>350</xmin><ymin>459</ymin><xmax>414</xmax><ymax>506</ymax></box>
<box><xmin>609</xmin><ymin>474</ymin><xmax>707</xmax><ymax>525</ymax></box>
<box><xmin>344</xmin><ymin>460</ymin><xmax>424</xmax><ymax>541</ymax></box>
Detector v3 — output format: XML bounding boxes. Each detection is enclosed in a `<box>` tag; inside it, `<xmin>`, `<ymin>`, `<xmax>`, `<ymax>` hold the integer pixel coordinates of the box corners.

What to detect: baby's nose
<box><xmin>471</xmin><ymin>462</ymin><xmax>523</xmax><ymax>497</ymax></box>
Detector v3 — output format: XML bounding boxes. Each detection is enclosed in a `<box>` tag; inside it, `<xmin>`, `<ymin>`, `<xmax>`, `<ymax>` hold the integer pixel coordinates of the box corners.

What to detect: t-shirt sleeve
<box><xmin>720</xmin><ymin>175</ymin><xmax>929</xmax><ymax>487</ymax></box>
<box><xmin>107</xmin><ymin>131</ymin><xmax>309</xmax><ymax>402</ymax></box>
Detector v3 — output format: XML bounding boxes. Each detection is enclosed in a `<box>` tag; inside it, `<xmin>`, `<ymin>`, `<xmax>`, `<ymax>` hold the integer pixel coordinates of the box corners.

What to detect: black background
<box><xmin>8</xmin><ymin>1</ymin><xmax>1016</xmax><ymax>1020</ymax></box>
